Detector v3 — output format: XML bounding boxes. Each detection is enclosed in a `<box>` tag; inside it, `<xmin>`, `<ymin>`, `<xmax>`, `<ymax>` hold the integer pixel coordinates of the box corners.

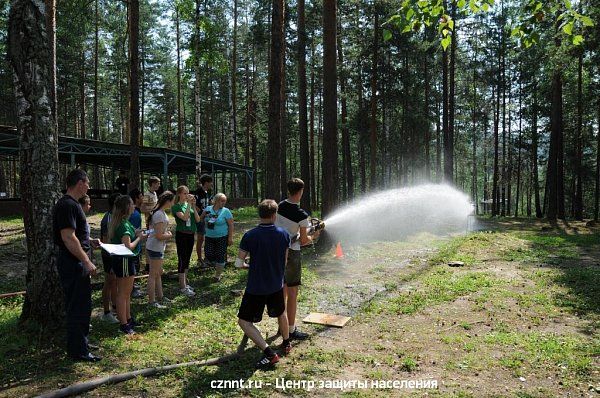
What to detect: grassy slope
<box><xmin>0</xmin><ymin>217</ymin><xmax>599</xmax><ymax>397</ymax></box>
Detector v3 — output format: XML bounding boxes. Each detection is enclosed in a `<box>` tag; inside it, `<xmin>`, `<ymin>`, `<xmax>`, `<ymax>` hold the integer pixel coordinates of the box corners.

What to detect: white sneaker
<box><xmin>186</xmin><ymin>285</ymin><xmax>195</xmax><ymax>292</ymax></box>
<box><xmin>150</xmin><ymin>301</ymin><xmax>167</xmax><ymax>309</ymax></box>
<box><xmin>181</xmin><ymin>287</ymin><xmax>196</xmax><ymax>297</ymax></box>
<box><xmin>102</xmin><ymin>312</ymin><xmax>119</xmax><ymax>323</ymax></box>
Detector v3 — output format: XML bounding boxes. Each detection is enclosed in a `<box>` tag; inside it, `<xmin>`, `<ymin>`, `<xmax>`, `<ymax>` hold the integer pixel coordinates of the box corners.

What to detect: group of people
<box><xmin>53</xmin><ymin>169</ymin><xmax>317</xmax><ymax>369</ymax></box>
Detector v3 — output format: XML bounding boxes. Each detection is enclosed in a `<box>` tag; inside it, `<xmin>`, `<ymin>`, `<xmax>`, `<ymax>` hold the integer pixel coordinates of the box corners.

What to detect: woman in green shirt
<box><xmin>173</xmin><ymin>185</ymin><xmax>202</xmax><ymax>297</ymax></box>
<box><xmin>108</xmin><ymin>195</ymin><xmax>147</xmax><ymax>335</ymax></box>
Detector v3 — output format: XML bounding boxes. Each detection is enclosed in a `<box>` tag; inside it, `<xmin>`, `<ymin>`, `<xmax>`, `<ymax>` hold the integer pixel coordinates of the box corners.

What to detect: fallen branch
<box><xmin>38</xmin><ymin>335</ymin><xmax>250</xmax><ymax>398</ymax></box>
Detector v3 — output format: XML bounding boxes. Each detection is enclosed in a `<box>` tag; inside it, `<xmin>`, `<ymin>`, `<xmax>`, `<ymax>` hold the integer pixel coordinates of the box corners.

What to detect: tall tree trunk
<box><xmin>546</xmin><ymin>69</ymin><xmax>564</xmax><ymax>221</ymax></box>
<box><xmin>321</xmin><ymin>0</ymin><xmax>338</xmax><ymax>216</ymax></box>
<box><xmin>447</xmin><ymin>2</ymin><xmax>456</xmax><ymax>184</ymax></box>
<box><xmin>194</xmin><ymin>0</ymin><xmax>202</xmax><ymax>181</ymax></box>
<box><xmin>231</xmin><ymin>0</ymin><xmax>239</xmax><ymax>195</ymax></box>
<box><xmin>140</xmin><ymin>31</ymin><xmax>146</xmax><ymax>146</ymax></box>
<box><xmin>297</xmin><ymin>0</ymin><xmax>311</xmax><ymax>210</ymax></box>
<box><xmin>175</xmin><ymin>4</ymin><xmax>183</xmax><ymax>151</ymax></box>
<box><xmin>266</xmin><ymin>0</ymin><xmax>285</xmax><ymax>200</ymax></box>
<box><xmin>515</xmin><ymin>70</ymin><xmax>523</xmax><ymax>217</ymax></box>
<box><xmin>45</xmin><ymin>0</ymin><xmax>57</xmax><ymax>136</ymax></box>
<box><xmin>531</xmin><ymin>81</ymin><xmax>542</xmax><ymax>218</ymax></box>
<box><xmin>337</xmin><ymin>19</ymin><xmax>353</xmax><ymax>201</ymax></box>
<box><xmin>93</xmin><ymin>0</ymin><xmax>99</xmax><ymax>140</ymax></box>
<box><xmin>368</xmin><ymin>10</ymin><xmax>378</xmax><ymax>190</ymax></box>
<box><xmin>471</xmin><ymin>57</ymin><xmax>477</xmax><ymax>214</ymax></box>
<box><xmin>492</xmin><ymin>84</ymin><xmax>500</xmax><ymax>217</ymax></box>
<box><xmin>279</xmin><ymin>59</ymin><xmax>287</xmax><ymax>198</ymax></box>
<box><xmin>574</xmin><ymin>50</ymin><xmax>584</xmax><ymax>220</ymax></box>
<box><xmin>595</xmin><ymin>94</ymin><xmax>600</xmax><ymax>221</ymax></box>
<box><xmin>424</xmin><ymin>44</ymin><xmax>431</xmax><ymax>181</ymax></box>
<box><xmin>309</xmin><ymin>39</ymin><xmax>316</xmax><ymax>210</ymax></box>
<box><xmin>441</xmin><ymin>2</ymin><xmax>451</xmax><ymax>183</ymax></box>
<box><xmin>9</xmin><ymin>0</ymin><xmax>63</xmax><ymax>327</ymax></box>
<box><xmin>128</xmin><ymin>0</ymin><xmax>140</xmax><ymax>189</ymax></box>
<box><xmin>436</xmin><ymin>95</ymin><xmax>441</xmax><ymax>181</ymax></box>
<box><xmin>80</xmin><ymin>47</ymin><xmax>86</xmax><ymax>140</ymax></box>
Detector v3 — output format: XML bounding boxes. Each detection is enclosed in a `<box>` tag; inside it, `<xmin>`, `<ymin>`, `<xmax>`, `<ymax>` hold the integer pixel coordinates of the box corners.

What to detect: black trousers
<box><xmin>175</xmin><ymin>231</ymin><xmax>195</xmax><ymax>273</ymax></box>
<box><xmin>57</xmin><ymin>252</ymin><xmax>92</xmax><ymax>357</ymax></box>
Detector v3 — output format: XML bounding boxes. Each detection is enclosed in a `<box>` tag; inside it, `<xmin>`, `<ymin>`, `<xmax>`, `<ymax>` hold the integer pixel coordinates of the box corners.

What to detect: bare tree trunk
<box><xmin>321</xmin><ymin>0</ymin><xmax>338</xmax><ymax>216</ymax></box>
<box><xmin>368</xmin><ymin>9</ymin><xmax>378</xmax><ymax>190</ymax></box>
<box><xmin>531</xmin><ymin>81</ymin><xmax>542</xmax><ymax>218</ymax></box>
<box><xmin>128</xmin><ymin>0</ymin><xmax>140</xmax><ymax>189</ymax></box>
<box><xmin>194</xmin><ymin>0</ymin><xmax>202</xmax><ymax>181</ymax></box>
<box><xmin>337</xmin><ymin>19</ymin><xmax>353</xmax><ymax>201</ymax></box>
<box><xmin>309</xmin><ymin>39</ymin><xmax>317</xmax><ymax>210</ymax></box>
<box><xmin>45</xmin><ymin>0</ymin><xmax>57</xmax><ymax>137</ymax></box>
<box><xmin>574</xmin><ymin>50</ymin><xmax>584</xmax><ymax>220</ymax></box>
<box><xmin>175</xmin><ymin>4</ymin><xmax>183</xmax><ymax>151</ymax></box>
<box><xmin>298</xmin><ymin>0</ymin><xmax>311</xmax><ymax>210</ymax></box>
<box><xmin>266</xmin><ymin>0</ymin><xmax>285</xmax><ymax>200</ymax></box>
<box><xmin>515</xmin><ymin>70</ymin><xmax>523</xmax><ymax>217</ymax></box>
<box><xmin>93</xmin><ymin>0</ymin><xmax>99</xmax><ymax>141</ymax></box>
<box><xmin>231</xmin><ymin>0</ymin><xmax>239</xmax><ymax>195</ymax></box>
<box><xmin>80</xmin><ymin>47</ymin><xmax>86</xmax><ymax>140</ymax></box>
<box><xmin>546</xmin><ymin>69</ymin><xmax>564</xmax><ymax>220</ymax></box>
<box><xmin>9</xmin><ymin>0</ymin><xmax>63</xmax><ymax>327</ymax></box>
<box><xmin>447</xmin><ymin>2</ymin><xmax>456</xmax><ymax>184</ymax></box>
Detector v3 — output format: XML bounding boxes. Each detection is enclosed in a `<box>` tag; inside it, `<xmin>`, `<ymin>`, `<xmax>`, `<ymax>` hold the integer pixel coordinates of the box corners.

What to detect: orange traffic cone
<box><xmin>334</xmin><ymin>242</ymin><xmax>344</xmax><ymax>259</ymax></box>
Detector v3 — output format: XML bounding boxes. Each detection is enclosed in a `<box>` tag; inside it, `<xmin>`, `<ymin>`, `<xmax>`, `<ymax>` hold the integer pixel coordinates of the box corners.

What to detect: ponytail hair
<box><xmin>147</xmin><ymin>190</ymin><xmax>175</xmax><ymax>226</ymax></box>
<box><xmin>108</xmin><ymin>195</ymin><xmax>133</xmax><ymax>241</ymax></box>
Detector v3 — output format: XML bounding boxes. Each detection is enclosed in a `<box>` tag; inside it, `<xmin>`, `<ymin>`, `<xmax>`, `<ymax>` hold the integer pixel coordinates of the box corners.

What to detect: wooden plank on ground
<box><xmin>302</xmin><ymin>312</ymin><xmax>351</xmax><ymax>328</ymax></box>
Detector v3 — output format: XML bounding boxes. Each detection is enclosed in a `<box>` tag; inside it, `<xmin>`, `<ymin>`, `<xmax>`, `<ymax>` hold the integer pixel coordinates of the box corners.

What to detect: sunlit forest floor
<box><xmin>0</xmin><ymin>215</ymin><xmax>598</xmax><ymax>397</ymax></box>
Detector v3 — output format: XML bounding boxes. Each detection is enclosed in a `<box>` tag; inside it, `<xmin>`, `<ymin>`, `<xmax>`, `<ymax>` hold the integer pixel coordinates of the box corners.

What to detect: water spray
<box><xmin>316</xmin><ymin>184</ymin><xmax>474</xmax><ymax>249</ymax></box>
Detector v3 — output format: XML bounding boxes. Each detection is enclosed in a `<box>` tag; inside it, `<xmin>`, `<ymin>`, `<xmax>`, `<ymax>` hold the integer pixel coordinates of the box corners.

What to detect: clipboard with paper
<box><xmin>99</xmin><ymin>242</ymin><xmax>136</xmax><ymax>257</ymax></box>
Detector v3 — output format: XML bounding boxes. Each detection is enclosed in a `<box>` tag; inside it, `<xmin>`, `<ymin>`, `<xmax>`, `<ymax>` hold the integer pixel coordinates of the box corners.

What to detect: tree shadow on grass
<box><xmin>0</xmin><ymin>265</ymin><xmax>251</xmax><ymax>395</ymax></box>
<box><xmin>523</xmin><ymin>227</ymin><xmax>600</xmax><ymax>325</ymax></box>
<box><xmin>180</xmin><ymin>332</ymin><xmax>289</xmax><ymax>397</ymax></box>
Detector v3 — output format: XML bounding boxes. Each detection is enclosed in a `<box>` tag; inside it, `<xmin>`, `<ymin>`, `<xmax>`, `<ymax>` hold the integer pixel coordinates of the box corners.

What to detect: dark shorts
<box><xmin>205</xmin><ymin>236</ymin><xmax>228</xmax><ymax>265</ymax></box>
<box><xmin>101</xmin><ymin>251</ymin><xmax>113</xmax><ymax>274</ymax></box>
<box><xmin>237</xmin><ymin>289</ymin><xmax>285</xmax><ymax>323</ymax></box>
<box><xmin>147</xmin><ymin>249</ymin><xmax>164</xmax><ymax>259</ymax></box>
<box><xmin>196</xmin><ymin>221</ymin><xmax>206</xmax><ymax>235</ymax></box>
<box><xmin>111</xmin><ymin>256</ymin><xmax>138</xmax><ymax>278</ymax></box>
<box><xmin>285</xmin><ymin>250</ymin><xmax>302</xmax><ymax>287</ymax></box>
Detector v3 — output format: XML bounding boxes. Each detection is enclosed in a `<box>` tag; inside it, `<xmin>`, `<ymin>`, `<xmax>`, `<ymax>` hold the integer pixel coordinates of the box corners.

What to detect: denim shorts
<box><xmin>147</xmin><ymin>249</ymin><xmax>164</xmax><ymax>259</ymax></box>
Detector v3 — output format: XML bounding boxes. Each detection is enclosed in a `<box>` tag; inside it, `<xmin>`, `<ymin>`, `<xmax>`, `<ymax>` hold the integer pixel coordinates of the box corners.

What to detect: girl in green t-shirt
<box><xmin>108</xmin><ymin>195</ymin><xmax>147</xmax><ymax>335</ymax></box>
<box><xmin>173</xmin><ymin>185</ymin><xmax>202</xmax><ymax>297</ymax></box>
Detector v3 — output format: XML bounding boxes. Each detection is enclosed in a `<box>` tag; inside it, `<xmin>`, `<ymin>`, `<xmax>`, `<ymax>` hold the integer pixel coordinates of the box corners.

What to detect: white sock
<box><xmin>289</xmin><ymin>324</ymin><xmax>295</xmax><ymax>333</ymax></box>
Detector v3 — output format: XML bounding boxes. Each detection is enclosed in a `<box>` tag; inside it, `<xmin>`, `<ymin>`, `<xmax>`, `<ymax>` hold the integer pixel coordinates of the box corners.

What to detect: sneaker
<box><xmin>160</xmin><ymin>297</ymin><xmax>172</xmax><ymax>304</ymax></box>
<box><xmin>102</xmin><ymin>312</ymin><xmax>119</xmax><ymax>323</ymax></box>
<box><xmin>131</xmin><ymin>287</ymin><xmax>144</xmax><ymax>298</ymax></box>
<box><xmin>181</xmin><ymin>287</ymin><xmax>196</xmax><ymax>297</ymax></box>
<box><xmin>119</xmin><ymin>323</ymin><xmax>135</xmax><ymax>335</ymax></box>
<box><xmin>289</xmin><ymin>328</ymin><xmax>309</xmax><ymax>340</ymax></box>
<box><xmin>199</xmin><ymin>260</ymin><xmax>211</xmax><ymax>269</ymax></box>
<box><xmin>185</xmin><ymin>285</ymin><xmax>195</xmax><ymax>292</ymax></box>
<box><xmin>256</xmin><ymin>353</ymin><xmax>279</xmax><ymax>369</ymax></box>
<box><xmin>149</xmin><ymin>301</ymin><xmax>167</xmax><ymax>309</ymax></box>
<box><xmin>127</xmin><ymin>317</ymin><xmax>141</xmax><ymax>328</ymax></box>
<box><xmin>280</xmin><ymin>341</ymin><xmax>292</xmax><ymax>356</ymax></box>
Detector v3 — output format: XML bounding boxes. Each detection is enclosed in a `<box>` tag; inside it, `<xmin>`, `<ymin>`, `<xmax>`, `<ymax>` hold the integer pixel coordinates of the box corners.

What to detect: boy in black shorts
<box><xmin>236</xmin><ymin>199</ymin><xmax>292</xmax><ymax>369</ymax></box>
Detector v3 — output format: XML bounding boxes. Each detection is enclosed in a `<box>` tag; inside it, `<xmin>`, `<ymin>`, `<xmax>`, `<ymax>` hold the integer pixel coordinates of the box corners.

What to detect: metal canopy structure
<box><xmin>0</xmin><ymin>125</ymin><xmax>255</xmax><ymax>195</ymax></box>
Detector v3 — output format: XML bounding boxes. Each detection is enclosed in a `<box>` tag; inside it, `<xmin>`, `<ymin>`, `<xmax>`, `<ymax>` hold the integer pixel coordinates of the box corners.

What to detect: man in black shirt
<box><xmin>114</xmin><ymin>170</ymin><xmax>129</xmax><ymax>195</ymax></box>
<box><xmin>53</xmin><ymin>169</ymin><xmax>101</xmax><ymax>362</ymax></box>
<box><xmin>194</xmin><ymin>174</ymin><xmax>213</xmax><ymax>267</ymax></box>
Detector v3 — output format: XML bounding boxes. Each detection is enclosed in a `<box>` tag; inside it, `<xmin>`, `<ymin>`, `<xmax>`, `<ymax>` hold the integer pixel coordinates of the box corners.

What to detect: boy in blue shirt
<box><xmin>236</xmin><ymin>199</ymin><xmax>292</xmax><ymax>369</ymax></box>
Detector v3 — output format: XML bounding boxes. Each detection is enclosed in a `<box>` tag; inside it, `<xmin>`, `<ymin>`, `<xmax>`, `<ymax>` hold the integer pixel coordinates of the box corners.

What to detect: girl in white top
<box><xmin>146</xmin><ymin>191</ymin><xmax>175</xmax><ymax>308</ymax></box>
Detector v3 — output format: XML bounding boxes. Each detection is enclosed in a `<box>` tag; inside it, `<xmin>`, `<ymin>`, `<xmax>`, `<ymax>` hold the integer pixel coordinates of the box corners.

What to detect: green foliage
<box><xmin>510</xmin><ymin>0</ymin><xmax>595</xmax><ymax>48</ymax></box>
<box><xmin>385</xmin><ymin>0</ymin><xmax>494</xmax><ymax>48</ymax></box>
